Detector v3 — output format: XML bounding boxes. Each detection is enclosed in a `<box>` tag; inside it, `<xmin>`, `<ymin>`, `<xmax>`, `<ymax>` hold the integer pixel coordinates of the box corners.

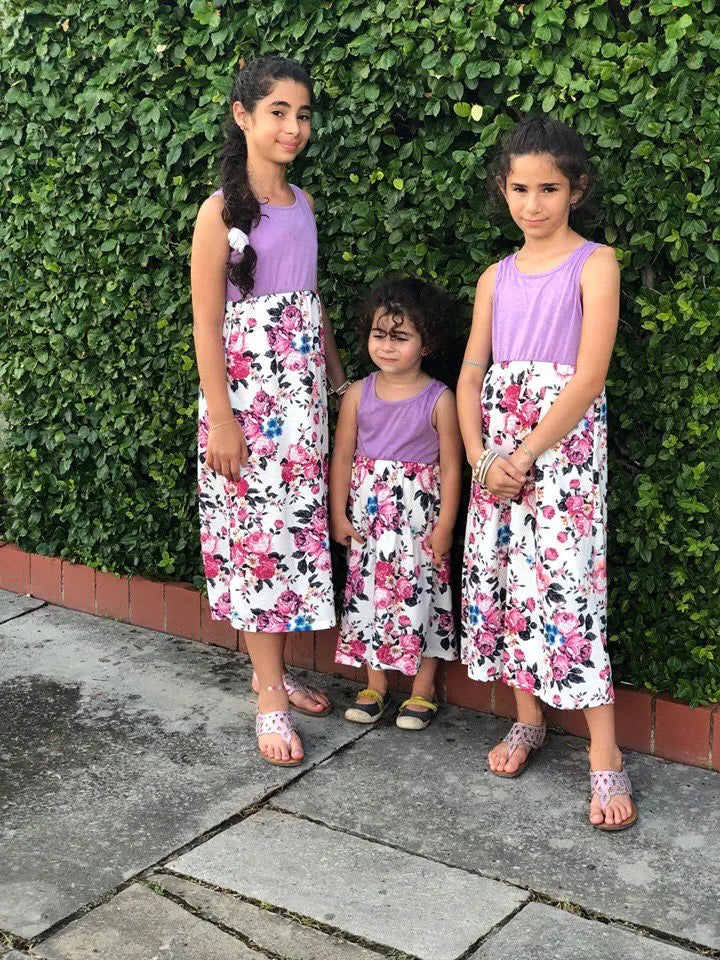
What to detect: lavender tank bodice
<box><xmin>491</xmin><ymin>240</ymin><xmax>602</xmax><ymax>366</ymax></box>
<box><xmin>213</xmin><ymin>184</ymin><xmax>317</xmax><ymax>301</ymax></box>
<box><xmin>356</xmin><ymin>372</ymin><xmax>448</xmax><ymax>464</ymax></box>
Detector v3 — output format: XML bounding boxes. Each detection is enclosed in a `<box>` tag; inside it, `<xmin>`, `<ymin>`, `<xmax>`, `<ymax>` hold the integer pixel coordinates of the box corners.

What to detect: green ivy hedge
<box><xmin>1</xmin><ymin>0</ymin><xmax>718</xmax><ymax>703</ymax></box>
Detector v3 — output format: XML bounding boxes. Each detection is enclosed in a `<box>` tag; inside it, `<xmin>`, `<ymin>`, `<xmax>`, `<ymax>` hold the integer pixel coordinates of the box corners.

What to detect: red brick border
<box><xmin>1</xmin><ymin>543</ymin><xmax>718</xmax><ymax>772</ymax></box>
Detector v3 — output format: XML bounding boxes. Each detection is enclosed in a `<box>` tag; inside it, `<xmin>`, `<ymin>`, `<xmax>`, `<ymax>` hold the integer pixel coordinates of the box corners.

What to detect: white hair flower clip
<box><xmin>228</xmin><ymin>227</ymin><xmax>250</xmax><ymax>255</ymax></box>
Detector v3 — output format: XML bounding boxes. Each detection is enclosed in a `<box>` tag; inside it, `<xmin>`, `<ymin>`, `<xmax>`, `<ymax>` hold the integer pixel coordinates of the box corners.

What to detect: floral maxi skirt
<box><xmin>461</xmin><ymin>361</ymin><xmax>614</xmax><ymax>710</ymax></box>
<box><xmin>197</xmin><ymin>290</ymin><xmax>335</xmax><ymax>633</ymax></box>
<box><xmin>335</xmin><ymin>457</ymin><xmax>457</xmax><ymax>676</ymax></box>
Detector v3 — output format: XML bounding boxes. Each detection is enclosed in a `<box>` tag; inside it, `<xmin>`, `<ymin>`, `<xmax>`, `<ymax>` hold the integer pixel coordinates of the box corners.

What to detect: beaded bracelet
<box><xmin>473</xmin><ymin>449</ymin><xmax>497</xmax><ymax>486</ymax></box>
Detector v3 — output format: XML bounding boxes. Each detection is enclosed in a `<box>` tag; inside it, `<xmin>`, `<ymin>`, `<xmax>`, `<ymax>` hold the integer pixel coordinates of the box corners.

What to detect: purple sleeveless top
<box><xmin>356</xmin><ymin>373</ymin><xmax>448</xmax><ymax>464</ymax></box>
<box><xmin>212</xmin><ymin>184</ymin><xmax>317</xmax><ymax>301</ymax></box>
<box><xmin>491</xmin><ymin>240</ymin><xmax>602</xmax><ymax>366</ymax></box>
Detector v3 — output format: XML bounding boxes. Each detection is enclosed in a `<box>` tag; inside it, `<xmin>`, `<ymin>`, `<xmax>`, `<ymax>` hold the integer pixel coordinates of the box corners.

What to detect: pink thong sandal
<box><xmin>590</xmin><ymin>768</ymin><xmax>638</xmax><ymax>831</ymax></box>
<box><xmin>252</xmin><ymin>671</ymin><xmax>333</xmax><ymax>717</ymax></box>
<box><xmin>255</xmin><ymin>709</ymin><xmax>303</xmax><ymax>767</ymax></box>
<box><xmin>282</xmin><ymin>671</ymin><xmax>333</xmax><ymax>717</ymax></box>
<box><xmin>491</xmin><ymin>720</ymin><xmax>547</xmax><ymax>778</ymax></box>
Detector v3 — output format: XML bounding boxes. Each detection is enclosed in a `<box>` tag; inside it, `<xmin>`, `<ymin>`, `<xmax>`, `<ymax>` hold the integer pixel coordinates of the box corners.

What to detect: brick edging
<box><xmin>1</xmin><ymin>543</ymin><xmax>717</xmax><ymax>771</ymax></box>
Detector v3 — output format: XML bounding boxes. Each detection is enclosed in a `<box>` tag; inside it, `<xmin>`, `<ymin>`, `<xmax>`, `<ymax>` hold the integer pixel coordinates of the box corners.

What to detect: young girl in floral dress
<box><xmin>191</xmin><ymin>57</ymin><xmax>349</xmax><ymax>767</ymax></box>
<box><xmin>458</xmin><ymin>115</ymin><xmax>638</xmax><ymax>830</ymax></box>
<box><xmin>332</xmin><ymin>277</ymin><xmax>463</xmax><ymax>729</ymax></box>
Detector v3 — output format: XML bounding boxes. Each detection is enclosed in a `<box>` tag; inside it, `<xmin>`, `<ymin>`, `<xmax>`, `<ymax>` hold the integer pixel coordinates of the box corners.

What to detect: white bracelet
<box><xmin>479</xmin><ymin>453</ymin><xmax>498</xmax><ymax>486</ymax></box>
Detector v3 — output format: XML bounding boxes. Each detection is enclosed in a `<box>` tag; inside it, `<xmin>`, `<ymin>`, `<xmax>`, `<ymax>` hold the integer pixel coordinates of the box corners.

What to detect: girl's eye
<box><xmin>299</xmin><ymin>114</ymin><xmax>311</xmax><ymax>122</ymax></box>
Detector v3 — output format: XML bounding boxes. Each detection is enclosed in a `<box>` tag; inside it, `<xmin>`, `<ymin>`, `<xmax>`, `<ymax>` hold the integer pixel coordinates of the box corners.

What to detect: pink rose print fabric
<box><xmin>461</xmin><ymin>361</ymin><xmax>613</xmax><ymax>709</ymax></box>
<box><xmin>197</xmin><ymin>290</ymin><xmax>335</xmax><ymax>632</ymax></box>
<box><xmin>335</xmin><ymin>457</ymin><xmax>457</xmax><ymax>676</ymax></box>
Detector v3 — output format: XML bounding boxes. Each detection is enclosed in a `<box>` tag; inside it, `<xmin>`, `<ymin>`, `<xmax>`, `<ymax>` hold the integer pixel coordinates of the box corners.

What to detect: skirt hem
<box><xmin>335</xmin><ymin>650</ymin><xmax>458</xmax><ymax>677</ymax></box>
<box><xmin>463</xmin><ymin>662</ymin><xmax>615</xmax><ymax>711</ymax></box>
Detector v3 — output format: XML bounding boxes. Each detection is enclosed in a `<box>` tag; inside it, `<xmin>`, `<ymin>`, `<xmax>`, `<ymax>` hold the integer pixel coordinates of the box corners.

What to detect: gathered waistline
<box><xmin>490</xmin><ymin>358</ymin><xmax>577</xmax><ymax>370</ymax></box>
<box><xmin>225</xmin><ymin>288</ymin><xmax>318</xmax><ymax>308</ymax></box>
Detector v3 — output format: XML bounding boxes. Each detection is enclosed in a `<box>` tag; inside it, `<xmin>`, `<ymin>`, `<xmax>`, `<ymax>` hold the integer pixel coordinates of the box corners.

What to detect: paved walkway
<box><xmin>1</xmin><ymin>589</ymin><xmax>718</xmax><ymax>960</ymax></box>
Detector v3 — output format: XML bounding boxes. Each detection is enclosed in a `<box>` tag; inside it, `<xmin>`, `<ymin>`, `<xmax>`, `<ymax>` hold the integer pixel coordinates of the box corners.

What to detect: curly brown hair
<box><xmin>357</xmin><ymin>275</ymin><xmax>457</xmax><ymax>369</ymax></box>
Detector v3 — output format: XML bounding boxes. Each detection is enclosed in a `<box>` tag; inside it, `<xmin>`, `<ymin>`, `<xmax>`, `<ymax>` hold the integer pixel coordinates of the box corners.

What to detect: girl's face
<box><xmin>368</xmin><ymin>309</ymin><xmax>425</xmax><ymax>376</ymax></box>
<box><xmin>499</xmin><ymin>153</ymin><xmax>586</xmax><ymax>238</ymax></box>
<box><xmin>233</xmin><ymin>79</ymin><xmax>312</xmax><ymax>166</ymax></box>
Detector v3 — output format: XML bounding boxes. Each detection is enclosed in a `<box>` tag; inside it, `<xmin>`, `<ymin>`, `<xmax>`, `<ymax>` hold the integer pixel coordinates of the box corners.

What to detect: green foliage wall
<box><xmin>1</xmin><ymin>0</ymin><xmax>718</xmax><ymax>703</ymax></box>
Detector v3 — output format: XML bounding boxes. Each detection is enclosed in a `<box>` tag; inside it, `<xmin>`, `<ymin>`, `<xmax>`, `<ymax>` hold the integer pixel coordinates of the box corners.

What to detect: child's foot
<box><xmin>252</xmin><ymin>670</ymin><xmax>331</xmax><ymax>716</ymax></box>
<box><xmin>345</xmin><ymin>686</ymin><xmax>392</xmax><ymax>724</ymax></box>
<box><xmin>396</xmin><ymin>682</ymin><xmax>437</xmax><ymax>730</ymax></box>
<box><xmin>589</xmin><ymin>746</ymin><xmax>636</xmax><ymax>828</ymax></box>
<box><xmin>488</xmin><ymin>704</ymin><xmax>545</xmax><ymax>776</ymax></box>
<box><xmin>256</xmin><ymin>687</ymin><xmax>304</xmax><ymax>764</ymax></box>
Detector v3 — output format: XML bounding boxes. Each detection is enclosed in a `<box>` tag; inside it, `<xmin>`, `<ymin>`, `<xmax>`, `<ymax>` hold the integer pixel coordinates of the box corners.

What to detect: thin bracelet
<box><xmin>464</xmin><ymin>359</ymin><xmax>487</xmax><ymax>370</ymax></box>
<box><xmin>330</xmin><ymin>379</ymin><xmax>350</xmax><ymax>396</ymax></box>
<box><xmin>479</xmin><ymin>452</ymin><xmax>498</xmax><ymax>486</ymax></box>
<box><xmin>209</xmin><ymin>418</ymin><xmax>236</xmax><ymax>432</ymax></box>
<box><xmin>520</xmin><ymin>439</ymin><xmax>536</xmax><ymax>460</ymax></box>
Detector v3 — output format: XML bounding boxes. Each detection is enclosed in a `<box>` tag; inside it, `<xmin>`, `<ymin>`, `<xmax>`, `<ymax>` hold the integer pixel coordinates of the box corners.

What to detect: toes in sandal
<box><xmin>590</xmin><ymin>768</ymin><xmax>638</xmax><ymax>832</ymax></box>
<box><xmin>344</xmin><ymin>688</ymin><xmax>393</xmax><ymax>724</ymax></box>
<box><xmin>282</xmin><ymin>671</ymin><xmax>333</xmax><ymax>717</ymax></box>
<box><xmin>491</xmin><ymin>720</ymin><xmax>546</xmax><ymax>778</ymax></box>
<box><xmin>396</xmin><ymin>696</ymin><xmax>438</xmax><ymax>731</ymax></box>
<box><xmin>255</xmin><ymin>709</ymin><xmax>303</xmax><ymax>767</ymax></box>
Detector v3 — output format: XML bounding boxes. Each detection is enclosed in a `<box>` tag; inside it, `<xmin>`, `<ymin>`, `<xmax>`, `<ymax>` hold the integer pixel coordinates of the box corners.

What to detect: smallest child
<box><xmin>331</xmin><ymin>276</ymin><xmax>463</xmax><ymax>728</ymax></box>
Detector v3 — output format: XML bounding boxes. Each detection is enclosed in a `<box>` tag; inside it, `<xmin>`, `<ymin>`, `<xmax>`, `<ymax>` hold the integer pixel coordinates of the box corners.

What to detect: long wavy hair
<box><xmin>220</xmin><ymin>56</ymin><xmax>313</xmax><ymax>298</ymax></box>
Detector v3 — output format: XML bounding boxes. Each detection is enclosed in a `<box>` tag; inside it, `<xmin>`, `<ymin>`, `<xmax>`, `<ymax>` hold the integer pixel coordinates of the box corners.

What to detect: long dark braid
<box><xmin>220</xmin><ymin>56</ymin><xmax>313</xmax><ymax>299</ymax></box>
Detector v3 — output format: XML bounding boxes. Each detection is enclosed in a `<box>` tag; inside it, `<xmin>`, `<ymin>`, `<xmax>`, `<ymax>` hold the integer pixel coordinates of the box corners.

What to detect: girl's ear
<box><xmin>232</xmin><ymin>100</ymin><xmax>249</xmax><ymax>131</ymax></box>
<box><xmin>496</xmin><ymin>174</ymin><xmax>508</xmax><ymax>202</ymax></box>
<box><xmin>571</xmin><ymin>173</ymin><xmax>588</xmax><ymax>207</ymax></box>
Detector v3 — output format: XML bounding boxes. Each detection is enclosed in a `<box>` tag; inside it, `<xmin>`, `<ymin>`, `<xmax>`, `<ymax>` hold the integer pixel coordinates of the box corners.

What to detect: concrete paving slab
<box><xmin>167</xmin><ymin>808</ymin><xmax>528</xmax><ymax>960</ymax></box>
<box><xmin>0</xmin><ymin>605</ymin><xmax>365</xmax><ymax>939</ymax></box>
<box><xmin>154</xmin><ymin>872</ymin><xmax>387</xmax><ymax>960</ymax></box>
<box><xmin>274</xmin><ymin>707</ymin><xmax>720</xmax><ymax>951</ymax></box>
<box><xmin>471</xmin><ymin>902</ymin><xmax>702</xmax><ymax>959</ymax></box>
<box><xmin>0</xmin><ymin>589</ymin><xmax>44</xmax><ymax>624</ymax></box>
<box><xmin>34</xmin><ymin>883</ymin><xmax>263</xmax><ymax>960</ymax></box>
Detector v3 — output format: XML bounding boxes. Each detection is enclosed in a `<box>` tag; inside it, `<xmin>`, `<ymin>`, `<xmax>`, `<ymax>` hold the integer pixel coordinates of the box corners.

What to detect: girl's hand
<box><xmin>506</xmin><ymin>447</ymin><xmax>535</xmax><ymax>477</ymax></box>
<box><xmin>428</xmin><ymin>525</ymin><xmax>453</xmax><ymax>565</ymax></box>
<box><xmin>331</xmin><ymin>516</ymin><xmax>365</xmax><ymax>547</ymax></box>
<box><xmin>206</xmin><ymin>420</ymin><xmax>248</xmax><ymax>480</ymax></box>
<box><xmin>484</xmin><ymin>456</ymin><xmax>526</xmax><ymax>500</ymax></box>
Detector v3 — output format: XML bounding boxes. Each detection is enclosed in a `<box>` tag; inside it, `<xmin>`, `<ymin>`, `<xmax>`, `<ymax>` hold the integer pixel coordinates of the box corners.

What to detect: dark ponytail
<box><xmin>220</xmin><ymin>56</ymin><xmax>313</xmax><ymax>299</ymax></box>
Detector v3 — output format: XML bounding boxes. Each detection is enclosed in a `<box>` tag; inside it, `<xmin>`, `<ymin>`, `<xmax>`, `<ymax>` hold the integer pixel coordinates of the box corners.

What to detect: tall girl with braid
<box><xmin>191</xmin><ymin>57</ymin><xmax>348</xmax><ymax>767</ymax></box>
<box><xmin>458</xmin><ymin>115</ymin><xmax>637</xmax><ymax>830</ymax></box>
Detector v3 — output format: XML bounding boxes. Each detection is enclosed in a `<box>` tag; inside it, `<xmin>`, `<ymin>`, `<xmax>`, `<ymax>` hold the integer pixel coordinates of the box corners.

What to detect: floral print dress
<box><xmin>197</xmin><ymin>187</ymin><xmax>335</xmax><ymax>633</ymax></box>
<box><xmin>461</xmin><ymin>242</ymin><xmax>614</xmax><ymax>710</ymax></box>
<box><xmin>335</xmin><ymin>375</ymin><xmax>457</xmax><ymax>676</ymax></box>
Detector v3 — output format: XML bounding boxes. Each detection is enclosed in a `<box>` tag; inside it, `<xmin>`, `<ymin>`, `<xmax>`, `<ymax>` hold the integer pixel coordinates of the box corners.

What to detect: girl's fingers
<box><xmin>350</xmin><ymin>527</ymin><xmax>365</xmax><ymax>544</ymax></box>
<box><xmin>498</xmin><ymin>460</ymin><xmax>525</xmax><ymax>484</ymax></box>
